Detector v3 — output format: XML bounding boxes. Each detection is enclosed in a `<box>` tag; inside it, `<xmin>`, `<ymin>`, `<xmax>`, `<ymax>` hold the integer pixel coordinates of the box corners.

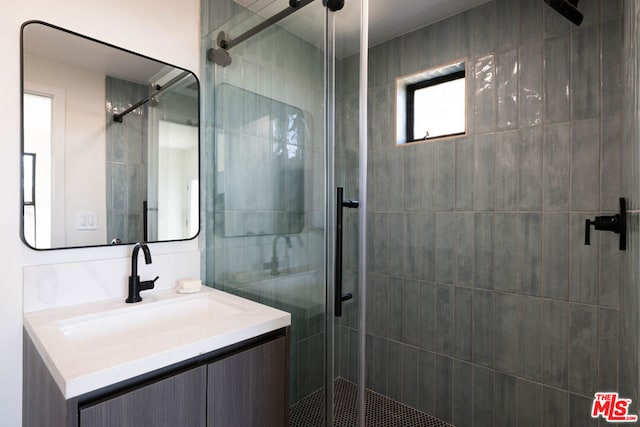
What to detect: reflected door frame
<box><xmin>23</xmin><ymin>82</ymin><xmax>66</xmax><ymax>248</ymax></box>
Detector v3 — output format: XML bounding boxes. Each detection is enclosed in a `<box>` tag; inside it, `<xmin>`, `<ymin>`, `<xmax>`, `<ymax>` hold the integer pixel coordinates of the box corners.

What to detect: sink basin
<box><xmin>57</xmin><ymin>293</ymin><xmax>246</xmax><ymax>351</ymax></box>
<box><xmin>24</xmin><ymin>287</ymin><xmax>290</xmax><ymax>398</ymax></box>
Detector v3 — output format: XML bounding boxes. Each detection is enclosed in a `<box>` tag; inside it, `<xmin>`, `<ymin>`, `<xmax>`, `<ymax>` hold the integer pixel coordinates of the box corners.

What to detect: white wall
<box><xmin>0</xmin><ymin>1</ymin><xmax>199</xmax><ymax>425</ymax></box>
<box><xmin>158</xmin><ymin>121</ymin><xmax>199</xmax><ymax>240</ymax></box>
<box><xmin>24</xmin><ymin>53</ymin><xmax>107</xmax><ymax>247</ymax></box>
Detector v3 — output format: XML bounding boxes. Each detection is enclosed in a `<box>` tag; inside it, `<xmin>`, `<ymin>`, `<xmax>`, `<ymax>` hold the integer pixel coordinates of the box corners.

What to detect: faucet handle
<box><xmin>140</xmin><ymin>276</ymin><xmax>159</xmax><ymax>291</ymax></box>
<box><xmin>584</xmin><ymin>197</ymin><xmax>627</xmax><ymax>251</ymax></box>
<box><xmin>585</xmin><ymin>219</ymin><xmax>593</xmax><ymax>245</ymax></box>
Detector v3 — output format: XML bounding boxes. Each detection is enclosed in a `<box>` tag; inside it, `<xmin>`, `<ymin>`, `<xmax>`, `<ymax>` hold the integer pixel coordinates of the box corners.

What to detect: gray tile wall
<box><xmin>336</xmin><ymin>1</ymin><xmax>637</xmax><ymax>425</ymax></box>
<box><xmin>105</xmin><ymin>76</ymin><xmax>149</xmax><ymax>243</ymax></box>
<box><xmin>620</xmin><ymin>0</ymin><xmax>640</xmax><ymax>422</ymax></box>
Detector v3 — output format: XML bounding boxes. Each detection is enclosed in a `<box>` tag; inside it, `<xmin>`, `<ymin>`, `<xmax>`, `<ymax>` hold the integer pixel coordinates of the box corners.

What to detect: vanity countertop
<box><xmin>24</xmin><ymin>287</ymin><xmax>291</xmax><ymax>399</ymax></box>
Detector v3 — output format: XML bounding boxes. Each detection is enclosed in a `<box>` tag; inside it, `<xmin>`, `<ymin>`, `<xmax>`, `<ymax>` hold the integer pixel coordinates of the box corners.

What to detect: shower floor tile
<box><xmin>289</xmin><ymin>378</ymin><xmax>454</xmax><ymax>427</ymax></box>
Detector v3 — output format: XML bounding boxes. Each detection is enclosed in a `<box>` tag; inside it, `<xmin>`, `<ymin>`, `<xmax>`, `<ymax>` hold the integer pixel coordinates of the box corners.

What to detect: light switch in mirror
<box><xmin>20</xmin><ymin>21</ymin><xmax>200</xmax><ymax>250</ymax></box>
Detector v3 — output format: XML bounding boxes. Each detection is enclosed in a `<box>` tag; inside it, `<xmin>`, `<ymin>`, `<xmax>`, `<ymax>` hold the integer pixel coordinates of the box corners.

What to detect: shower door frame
<box><xmin>323</xmin><ymin>1</ymin><xmax>369</xmax><ymax>426</ymax></box>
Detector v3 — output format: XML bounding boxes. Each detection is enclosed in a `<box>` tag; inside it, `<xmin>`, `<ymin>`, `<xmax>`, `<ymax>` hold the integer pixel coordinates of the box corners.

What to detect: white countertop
<box><xmin>24</xmin><ymin>287</ymin><xmax>291</xmax><ymax>399</ymax></box>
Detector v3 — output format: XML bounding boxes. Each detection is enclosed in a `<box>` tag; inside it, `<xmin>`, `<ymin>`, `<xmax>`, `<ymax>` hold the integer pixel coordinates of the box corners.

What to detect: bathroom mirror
<box><xmin>214</xmin><ymin>84</ymin><xmax>306</xmax><ymax>237</ymax></box>
<box><xmin>20</xmin><ymin>21</ymin><xmax>200</xmax><ymax>250</ymax></box>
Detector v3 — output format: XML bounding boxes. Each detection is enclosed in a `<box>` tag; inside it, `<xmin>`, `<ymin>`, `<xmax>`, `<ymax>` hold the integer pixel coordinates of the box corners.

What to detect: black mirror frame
<box><xmin>20</xmin><ymin>20</ymin><xmax>201</xmax><ymax>251</ymax></box>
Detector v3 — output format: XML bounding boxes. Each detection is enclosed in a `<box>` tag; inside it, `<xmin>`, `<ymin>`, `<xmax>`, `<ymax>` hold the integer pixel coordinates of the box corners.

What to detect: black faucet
<box><xmin>264</xmin><ymin>235</ymin><xmax>292</xmax><ymax>276</ymax></box>
<box><xmin>126</xmin><ymin>242</ymin><xmax>159</xmax><ymax>303</ymax></box>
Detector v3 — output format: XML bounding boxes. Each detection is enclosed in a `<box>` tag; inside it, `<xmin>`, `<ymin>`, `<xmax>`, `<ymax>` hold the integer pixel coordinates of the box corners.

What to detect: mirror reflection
<box><xmin>214</xmin><ymin>83</ymin><xmax>306</xmax><ymax>237</ymax></box>
<box><xmin>21</xmin><ymin>21</ymin><xmax>200</xmax><ymax>249</ymax></box>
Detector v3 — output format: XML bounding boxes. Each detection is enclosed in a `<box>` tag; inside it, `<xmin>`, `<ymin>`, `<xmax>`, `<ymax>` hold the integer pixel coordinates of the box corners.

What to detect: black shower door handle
<box><xmin>335</xmin><ymin>187</ymin><xmax>359</xmax><ymax>317</ymax></box>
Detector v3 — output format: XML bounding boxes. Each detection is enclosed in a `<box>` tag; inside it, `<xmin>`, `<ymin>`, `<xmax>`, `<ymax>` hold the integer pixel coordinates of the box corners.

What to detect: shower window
<box><xmin>396</xmin><ymin>61</ymin><xmax>466</xmax><ymax>144</ymax></box>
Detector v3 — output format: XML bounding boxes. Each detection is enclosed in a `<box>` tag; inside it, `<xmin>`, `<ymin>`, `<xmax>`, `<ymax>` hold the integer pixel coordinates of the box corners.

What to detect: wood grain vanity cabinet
<box><xmin>79</xmin><ymin>366</ymin><xmax>207</xmax><ymax>427</ymax></box>
<box><xmin>208</xmin><ymin>335</ymin><xmax>286</xmax><ymax>426</ymax></box>
<box><xmin>24</xmin><ymin>328</ymin><xmax>289</xmax><ymax>427</ymax></box>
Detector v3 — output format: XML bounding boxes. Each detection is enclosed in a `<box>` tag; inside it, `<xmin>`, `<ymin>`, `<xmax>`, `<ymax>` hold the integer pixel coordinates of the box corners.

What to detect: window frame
<box><xmin>405</xmin><ymin>69</ymin><xmax>466</xmax><ymax>143</ymax></box>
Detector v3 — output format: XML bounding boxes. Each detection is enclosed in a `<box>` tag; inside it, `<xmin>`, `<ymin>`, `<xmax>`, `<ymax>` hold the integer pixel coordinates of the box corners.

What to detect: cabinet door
<box><xmin>208</xmin><ymin>336</ymin><xmax>287</xmax><ymax>427</ymax></box>
<box><xmin>80</xmin><ymin>365</ymin><xmax>206</xmax><ymax>427</ymax></box>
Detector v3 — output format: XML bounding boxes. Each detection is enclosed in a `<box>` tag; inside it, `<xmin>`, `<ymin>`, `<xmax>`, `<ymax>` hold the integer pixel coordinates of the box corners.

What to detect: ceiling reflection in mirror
<box><xmin>21</xmin><ymin>21</ymin><xmax>200</xmax><ymax>250</ymax></box>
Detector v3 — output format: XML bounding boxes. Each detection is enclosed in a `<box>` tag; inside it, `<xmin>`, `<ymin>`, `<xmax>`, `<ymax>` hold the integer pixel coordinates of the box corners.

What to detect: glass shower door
<box><xmin>202</xmin><ymin>0</ymin><xmax>367</xmax><ymax>425</ymax></box>
<box><xmin>326</xmin><ymin>0</ymin><xmax>367</xmax><ymax>426</ymax></box>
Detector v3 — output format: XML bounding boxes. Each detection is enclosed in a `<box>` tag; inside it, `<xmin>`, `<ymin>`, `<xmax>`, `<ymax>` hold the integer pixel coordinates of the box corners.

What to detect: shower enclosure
<box><xmin>202</xmin><ymin>0</ymin><xmax>368</xmax><ymax>425</ymax></box>
<box><xmin>202</xmin><ymin>0</ymin><xmax>640</xmax><ymax>425</ymax></box>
